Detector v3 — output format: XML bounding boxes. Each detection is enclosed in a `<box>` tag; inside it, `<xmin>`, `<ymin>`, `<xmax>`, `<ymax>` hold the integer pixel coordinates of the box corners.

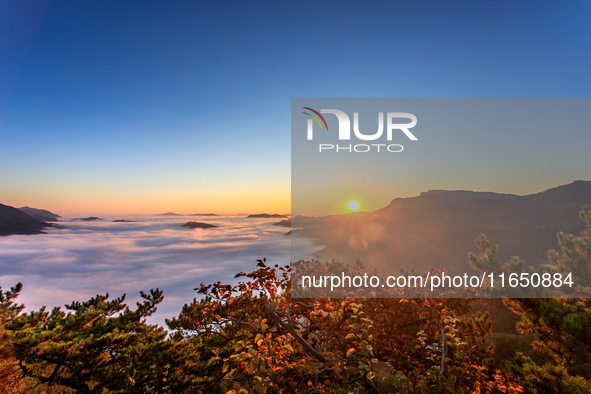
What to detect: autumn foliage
<box><xmin>0</xmin><ymin>261</ymin><xmax>522</xmax><ymax>393</ymax></box>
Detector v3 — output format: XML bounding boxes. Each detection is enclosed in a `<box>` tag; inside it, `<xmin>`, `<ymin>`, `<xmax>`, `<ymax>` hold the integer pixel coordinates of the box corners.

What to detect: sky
<box><xmin>291</xmin><ymin>97</ymin><xmax>591</xmax><ymax>215</ymax></box>
<box><xmin>1</xmin><ymin>1</ymin><xmax>591</xmax><ymax>215</ymax></box>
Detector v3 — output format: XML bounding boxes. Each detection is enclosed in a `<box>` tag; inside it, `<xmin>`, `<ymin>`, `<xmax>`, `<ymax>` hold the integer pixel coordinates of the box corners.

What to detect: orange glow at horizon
<box><xmin>2</xmin><ymin>188</ymin><xmax>291</xmax><ymax>217</ymax></box>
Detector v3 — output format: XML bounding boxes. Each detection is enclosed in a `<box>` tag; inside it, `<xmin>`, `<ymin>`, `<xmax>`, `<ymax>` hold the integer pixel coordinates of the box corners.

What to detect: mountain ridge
<box><xmin>18</xmin><ymin>206</ymin><xmax>61</xmax><ymax>222</ymax></box>
<box><xmin>293</xmin><ymin>181</ymin><xmax>591</xmax><ymax>275</ymax></box>
<box><xmin>0</xmin><ymin>203</ymin><xmax>53</xmax><ymax>236</ymax></box>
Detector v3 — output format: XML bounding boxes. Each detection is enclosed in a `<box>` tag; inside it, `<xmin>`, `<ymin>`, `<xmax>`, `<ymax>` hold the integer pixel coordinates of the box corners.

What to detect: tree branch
<box><xmin>263</xmin><ymin>298</ymin><xmax>334</xmax><ymax>367</ymax></box>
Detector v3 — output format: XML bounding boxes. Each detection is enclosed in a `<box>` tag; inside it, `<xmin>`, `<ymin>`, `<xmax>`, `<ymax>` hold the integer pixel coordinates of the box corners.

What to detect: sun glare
<box><xmin>347</xmin><ymin>200</ymin><xmax>360</xmax><ymax>212</ymax></box>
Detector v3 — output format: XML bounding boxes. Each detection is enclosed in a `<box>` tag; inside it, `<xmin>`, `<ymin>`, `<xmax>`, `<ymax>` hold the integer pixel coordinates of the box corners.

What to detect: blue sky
<box><xmin>1</xmin><ymin>1</ymin><xmax>591</xmax><ymax>215</ymax></box>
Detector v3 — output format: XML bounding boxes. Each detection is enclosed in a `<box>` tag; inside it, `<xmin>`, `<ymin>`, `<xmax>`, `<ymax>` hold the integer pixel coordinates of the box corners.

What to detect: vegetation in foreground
<box><xmin>1</xmin><ymin>207</ymin><xmax>591</xmax><ymax>393</ymax></box>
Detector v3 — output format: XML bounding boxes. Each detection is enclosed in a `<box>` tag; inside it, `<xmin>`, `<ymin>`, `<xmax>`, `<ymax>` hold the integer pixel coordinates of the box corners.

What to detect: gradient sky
<box><xmin>2</xmin><ymin>1</ymin><xmax>591</xmax><ymax>215</ymax></box>
<box><xmin>292</xmin><ymin>97</ymin><xmax>591</xmax><ymax>215</ymax></box>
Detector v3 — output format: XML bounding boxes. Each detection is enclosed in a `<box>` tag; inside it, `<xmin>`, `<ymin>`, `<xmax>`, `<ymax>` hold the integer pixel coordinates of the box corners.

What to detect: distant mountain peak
<box><xmin>18</xmin><ymin>206</ymin><xmax>61</xmax><ymax>222</ymax></box>
<box><xmin>520</xmin><ymin>180</ymin><xmax>591</xmax><ymax>203</ymax></box>
<box><xmin>182</xmin><ymin>221</ymin><xmax>218</xmax><ymax>229</ymax></box>
<box><xmin>389</xmin><ymin>189</ymin><xmax>518</xmax><ymax>206</ymax></box>
<box><xmin>247</xmin><ymin>214</ymin><xmax>289</xmax><ymax>218</ymax></box>
<box><xmin>1</xmin><ymin>203</ymin><xmax>53</xmax><ymax>236</ymax></box>
<box><xmin>528</xmin><ymin>180</ymin><xmax>591</xmax><ymax>194</ymax></box>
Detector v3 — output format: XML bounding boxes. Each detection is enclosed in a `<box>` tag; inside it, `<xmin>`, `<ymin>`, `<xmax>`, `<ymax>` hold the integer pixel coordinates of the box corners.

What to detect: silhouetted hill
<box><xmin>294</xmin><ymin>181</ymin><xmax>591</xmax><ymax>275</ymax></box>
<box><xmin>182</xmin><ymin>221</ymin><xmax>218</xmax><ymax>229</ymax></box>
<box><xmin>397</xmin><ymin>189</ymin><xmax>517</xmax><ymax>205</ymax></box>
<box><xmin>247</xmin><ymin>214</ymin><xmax>288</xmax><ymax>218</ymax></box>
<box><xmin>0</xmin><ymin>203</ymin><xmax>52</xmax><ymax>235</ymax></box>
<box><xmin>18</xmin><ymin>206</ymin><xmax>61</xmax><ymax>222</ymax></box>
<box><xmin>273</xmin><ymin>219</ymin><xmax>291</xmax><ymax>227</ymax></box>
<box><xmin>155</xmin><ymin>212</ymin><xmax>182</xmax><ymax>216</ymax></box>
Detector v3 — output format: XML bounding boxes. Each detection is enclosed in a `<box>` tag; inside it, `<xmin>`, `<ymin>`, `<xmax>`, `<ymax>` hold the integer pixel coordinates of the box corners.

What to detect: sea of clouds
<box><xmin>0</xmin><ymin>216</ymin><xmax>317</xmax><ymax>326</ymax></box>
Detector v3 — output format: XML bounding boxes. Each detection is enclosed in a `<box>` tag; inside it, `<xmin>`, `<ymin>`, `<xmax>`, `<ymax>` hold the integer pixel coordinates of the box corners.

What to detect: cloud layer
<box><xmin>0</xmin><ymin>216</ymin><xmax>302</xmax><ymax>326</ymax></box>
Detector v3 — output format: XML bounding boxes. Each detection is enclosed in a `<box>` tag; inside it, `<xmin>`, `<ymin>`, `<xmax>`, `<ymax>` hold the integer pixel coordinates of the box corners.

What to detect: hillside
<box><xmin>0</xmin><ymin>203</ymin><xmax>53</xmax><ymax>235</ymax></box>
<box><xmin>293</xmin><ymin>181</ymin><xmax>591</xmax><ymax>274</ymax></box>
<box><xmin>18</xmin><ymin>206</ymin><xmax>61</xmax><ymax>222</ymax></box>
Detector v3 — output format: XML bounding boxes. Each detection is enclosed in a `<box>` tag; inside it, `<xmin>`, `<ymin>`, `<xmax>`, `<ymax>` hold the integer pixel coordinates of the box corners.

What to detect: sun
<box><xmin>347</xmin><ymin>200</ymin><xmax>360</xmax><ymax>212</ymax></box>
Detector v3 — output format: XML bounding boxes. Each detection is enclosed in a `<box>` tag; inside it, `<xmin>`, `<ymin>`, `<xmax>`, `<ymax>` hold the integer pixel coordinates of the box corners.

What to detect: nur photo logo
<box><xmin>302</xmin><ymin>107</ymin><xmax>418</xmax><ymax>153</ymax></box>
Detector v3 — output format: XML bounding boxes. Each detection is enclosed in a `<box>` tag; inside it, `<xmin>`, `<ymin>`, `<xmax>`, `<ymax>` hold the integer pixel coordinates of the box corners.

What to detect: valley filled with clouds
<box><xmin>0</xmin><ymin>216</ymin><xmax>310</xmax><ymax>326</ymax></box>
